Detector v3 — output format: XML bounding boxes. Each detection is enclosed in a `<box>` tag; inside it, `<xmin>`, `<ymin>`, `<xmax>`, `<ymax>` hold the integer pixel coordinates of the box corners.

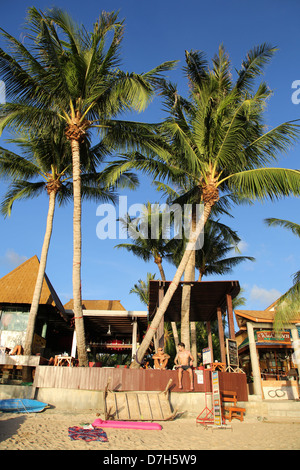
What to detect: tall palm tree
<box><xmin>0</xmin><ymin>7</ymin><xmax>176</xmax><ymax>365</ymax></box>
<box><xmin>264</xmin><ymin>218</ymin><xmax>300</xmax><ymax>330</ymax></box>
<box><xmin>0</xmin><ymin>127</ymin><xmax>133</xmax><ymax>358</ymax></box>
<box><xmin>121</xmin><ymin>44</ymin><xmax>300</xmax><ymax>367</ymax></box>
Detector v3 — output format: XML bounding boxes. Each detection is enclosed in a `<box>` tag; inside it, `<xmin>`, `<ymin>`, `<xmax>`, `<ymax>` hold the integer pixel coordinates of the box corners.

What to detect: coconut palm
<box><xmin>0</xmin><ymin>7</ymin><xmax>176</xmax><ymax>365</ymax></box>
<box><xmin>130</xmin><ymin>272</ymin><xmax>175</xmax><ymax>356</ymax></box>
<box><xmin>169</xmin><ymin>217</ymin><xmax>254</xmax><ymax>359</ymax></box>
<box><xmin>130</xmin><ymin>273</ymin><xmax>157</xmax><ymax>306</ymax></box>
<box><xmin>117</xmin><ymin>204</ymin><xmax>181</xmax><ymax>346</ymax></box>
<box><xmin>264</xmin><ymin>218</ymin><xmax>300</xmax><ymax>330</ymax></box>
<box><xmin>122</xmin><ymin>44</ymin><xmax>300</xmax><ymax>367</ymax></box>
<box><xmin>116</xmin><ymin>202</ymin><xmax>180</xmax><ymax>281</ymax></box>
<box><xmin>0</xmin><ymin>126</ymin><xmax>134</xmax><ymax>357</ymax></box>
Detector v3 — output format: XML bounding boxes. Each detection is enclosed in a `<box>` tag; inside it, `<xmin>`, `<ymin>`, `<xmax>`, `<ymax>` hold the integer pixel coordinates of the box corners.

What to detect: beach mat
<box><xmin>68</xmin><ymin>426</ymin><xmax>108</xmax><ymax>442</ymax></box>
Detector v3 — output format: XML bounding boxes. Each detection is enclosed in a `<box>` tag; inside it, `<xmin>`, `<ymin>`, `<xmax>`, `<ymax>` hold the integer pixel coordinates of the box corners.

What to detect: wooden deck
<box><xmin>33</xmin><ymin>367</ymin><xmax>248</xmax><ymax>401</ymax></box>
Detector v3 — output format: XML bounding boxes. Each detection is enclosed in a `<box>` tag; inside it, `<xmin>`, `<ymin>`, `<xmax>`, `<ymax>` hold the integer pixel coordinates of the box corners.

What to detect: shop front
<box><xmin>235</xmin><ymin>306</ymin><xmax>300</xmax><ymax>400</ymax></box>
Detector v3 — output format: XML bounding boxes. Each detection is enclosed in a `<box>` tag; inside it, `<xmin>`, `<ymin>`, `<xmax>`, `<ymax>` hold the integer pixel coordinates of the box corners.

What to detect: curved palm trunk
<box><xmin>181</xmin><ymin>204</ymin><xmax>197</xmax><ymax>350</ymax></box>
<box><xmin>156</xmin><ymin>258</ymin><xmax>179</xmax><ymax>349</ymax></box>
<box><xmin>71</xmin><ymin>139</ymin><xmax>88</xmax><ymax>367</ymax></box>
<box><xmin>131</xmin><ymin>202</ymin><xmax>213</xmax><ymax>368</ymax></box>
<box><xmin>24</xmin><ymin>190</ymin><xmax>57</xmax><ymax>355</ymax></box>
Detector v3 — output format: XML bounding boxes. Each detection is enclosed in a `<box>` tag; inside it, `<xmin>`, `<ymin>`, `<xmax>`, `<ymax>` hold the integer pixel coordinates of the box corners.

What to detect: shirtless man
<box><xmin>174</xmin><ymin>342</ymin><xmax>194</xmax><ymax>390</ymax></box>
<box><xmin>152</xmin><ymin>348</ymin><xmax>170</xmax><ymax>370</ymax></box>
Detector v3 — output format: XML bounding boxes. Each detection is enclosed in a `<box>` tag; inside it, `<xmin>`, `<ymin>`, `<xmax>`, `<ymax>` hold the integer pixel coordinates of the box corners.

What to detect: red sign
<box><xmin>256</xmin><ymin>330</ymin><xmax>290</xmax><ymax>343</ymax></box>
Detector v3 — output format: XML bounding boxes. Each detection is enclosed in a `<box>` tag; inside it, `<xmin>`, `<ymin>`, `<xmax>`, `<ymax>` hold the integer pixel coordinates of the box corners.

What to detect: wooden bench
<box><xmin>221</xmin><ymin>390</ymin><xmax>246</xmax><ymax>422</ymax></box>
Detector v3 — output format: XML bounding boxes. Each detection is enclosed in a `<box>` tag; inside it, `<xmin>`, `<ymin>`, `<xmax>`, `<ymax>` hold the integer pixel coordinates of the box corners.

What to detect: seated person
<box><xmin>174</xmin><ymin>342</ymin><xmax>194</xmax><ymax>390</ymax></box>
<box><xmin>152</xmin><ymin>347</ymin><xmax>170</xmax><ymax>370</ymax></box>
<box><xmin>9</xmin><ymin>344</ymin><xmax>23</xmax><ymax>355</ymax></box>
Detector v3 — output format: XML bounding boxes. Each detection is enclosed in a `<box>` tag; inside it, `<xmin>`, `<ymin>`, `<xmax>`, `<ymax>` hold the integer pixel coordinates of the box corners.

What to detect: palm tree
<box><xmin>264</xmin><ymin>218</ymin><xmax>300</xmax><ymax>330</ymax></box>
<box><xmin>0</xmin><ymin>126</ymin><xmax>131</xmax><ymax>358</ymax></box>
<box><xmin>195</xmin><ymin>221</ymin><xmax>255</xmax><ymax>281</ymax></box>
<box><xmin>123</xmin><ymin>44</ymin><xmax>300</xmax><ymax>367</ymax></box>
<box><xmin>130</xmin><ymin>273</ymin><xmax>157</xmax><ymax>306</ymax></box>
<box><xmin>0</xmin><ymin>7</ymin><xmax>176</xmax><ymax>365</ymax></box>
<box><xmin>130</xmin><ymin>272</ymin><xmax>176</xmax><ymax>357</ymax></box>
<box><xmin>117</xmin><ymin>204</ymin><xmax>180</xmax><ymax>347</ymax></box>
<box><xmin>116</xmin><ymin>202</ymin><xmax>179</xmax><ymax>281</ymax></box>
<box><xmin>169</xmin><ymin>217</ymin><xmax>254</xmax><ymax>360</ymax></box>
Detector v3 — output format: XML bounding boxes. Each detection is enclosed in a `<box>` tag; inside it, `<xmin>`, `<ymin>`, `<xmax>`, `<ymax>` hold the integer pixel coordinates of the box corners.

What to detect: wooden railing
<box><xmin>33</xmin><ymin>366</ymin><xmax>248</xmax><ymax>401</ymax></box>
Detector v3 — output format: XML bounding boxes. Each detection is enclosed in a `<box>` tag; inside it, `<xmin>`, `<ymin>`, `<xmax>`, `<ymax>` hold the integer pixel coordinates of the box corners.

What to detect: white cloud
<box><xmin>249</xmin><ymin>284</ymin><xmax>281</xmax><ymax>307</ymax></box>
<box><xmin>236</xmin><ymin>240</ymin><xmax>249</xmax><ymax>253</ymax></box>
<box><xmin>0</xmin><ymin>249</ymin><xmax>27</xmax><ymax>268</ymax></box>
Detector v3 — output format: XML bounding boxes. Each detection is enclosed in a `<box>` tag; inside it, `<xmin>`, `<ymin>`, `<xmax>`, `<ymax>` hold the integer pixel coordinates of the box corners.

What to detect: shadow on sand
<box><xmin>0</xmin><ymin>414</ymin><xmax>27</xmax><ymax>444</ymax></box>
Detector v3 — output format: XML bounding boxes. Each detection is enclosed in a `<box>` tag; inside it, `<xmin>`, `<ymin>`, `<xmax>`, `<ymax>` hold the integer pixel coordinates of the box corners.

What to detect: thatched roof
<box><xmin>0</xmin><ymin>255</ymin><xmax>65</xmax><ymax>316</ymax></box>
<box><xmin>64</xmin><ymin>299</ymin><xmax>126</xmax><ymax>311</ymax></box>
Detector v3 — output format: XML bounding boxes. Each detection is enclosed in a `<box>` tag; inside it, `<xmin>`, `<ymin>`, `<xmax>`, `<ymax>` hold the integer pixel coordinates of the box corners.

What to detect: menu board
<box><xmin>226</xmin><ymin>339</ymin><xmax>239</xmax><ymax>367</ymax></box>
<box><xmin>202</xmin><ymin>347</ymin><xmax>212</xmax><ymax>365</ymax></box>
<box><xmin>211</xmin><ymin>370</ymin><xmax>222</xmax><ymax>426</ymax></box>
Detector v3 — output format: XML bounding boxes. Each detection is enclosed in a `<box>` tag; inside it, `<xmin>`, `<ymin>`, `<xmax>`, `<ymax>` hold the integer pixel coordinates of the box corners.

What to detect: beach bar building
<box><xmin>235</xmin><ymin>300</ymin><xmax>300</xmax><ymax>400</ymax></box>
<box><xmin>0</xmin><ymin>258</ymin><xmax>250</xmax><ymax>415</ymax></box>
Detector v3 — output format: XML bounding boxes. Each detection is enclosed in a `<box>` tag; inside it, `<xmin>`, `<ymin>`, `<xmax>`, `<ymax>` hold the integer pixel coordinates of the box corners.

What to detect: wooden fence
<box><xmin>33</xmin><ymin>366</ymin><xmax>248</xmax><ymax>401</ymax></box>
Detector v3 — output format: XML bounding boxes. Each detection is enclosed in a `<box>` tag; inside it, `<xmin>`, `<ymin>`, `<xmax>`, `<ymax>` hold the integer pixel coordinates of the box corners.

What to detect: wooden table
<box><xmin>211</xmin><ymin>362</ymin><xmax>226</xmax><ymax>372</ymax></box>
<box><xmin>55</xmin><ymin>355</ymin><xmax>75</xmax><ymax>367</ymax></box>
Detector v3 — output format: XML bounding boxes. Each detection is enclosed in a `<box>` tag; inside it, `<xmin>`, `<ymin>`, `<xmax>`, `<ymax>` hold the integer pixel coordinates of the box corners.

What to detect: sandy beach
<box><xmin>0</xmin><ymin>409</ymin><xmax>300</xmax><ymax>451</ymax></box>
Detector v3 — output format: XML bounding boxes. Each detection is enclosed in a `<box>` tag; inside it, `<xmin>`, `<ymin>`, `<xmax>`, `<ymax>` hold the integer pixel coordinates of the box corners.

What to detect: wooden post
<box><xmin>226</xmin><ymin>293</ymin><xmax>235</xmax><ymax>339</ymax></box>
<box><xmin>217</xmin><ymin>307</ymin><xmax>226</xmax><ymax>364</ymax></box>
<box><xmin>132</xmin><ymin>319</ymin><xmax>138</xmax><ymax>359</ymax></box>
<box><xmin>206</xmin><ymin>321</ymin><xmax>214</xmax><ymax>363</ymax></box>
<box><xmin>156</xmin><ymin>284</ymin><xmax>165</xmax><ymax>350</ymax></box>
<box><xmin>247</xmin><ymin>321</ymin><xmax>262</xmax><ymax>398</ymax></box>
<box><xmin>71</xmin><ymin>330</ymin><xmax>77</xmax><ymax>358</ymax></box>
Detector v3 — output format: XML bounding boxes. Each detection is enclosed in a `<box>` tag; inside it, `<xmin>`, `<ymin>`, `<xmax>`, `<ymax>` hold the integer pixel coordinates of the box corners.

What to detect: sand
<box><xmin>0</xmin><ymin>409</ymin><xmax>300</xmax><ymax>451</ymax></box>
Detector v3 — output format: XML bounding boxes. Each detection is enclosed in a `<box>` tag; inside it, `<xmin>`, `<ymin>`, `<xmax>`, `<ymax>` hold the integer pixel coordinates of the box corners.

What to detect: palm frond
<box><xmin>223</xmin><ymin>168</ymin><xmax>300</xmax><ymax>201</ymax></box>
<box><xmin>264</xmin><ymin>218</ymin><xmax>300</xmax><ymax>237</ymax></box>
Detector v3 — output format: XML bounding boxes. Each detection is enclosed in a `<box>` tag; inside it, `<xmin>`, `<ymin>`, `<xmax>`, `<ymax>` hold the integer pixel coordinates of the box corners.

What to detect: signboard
<box><xmin>211</xmin><ymin>370</ymin><xmax>222</xmax><ymax>426</ymax></box>
<box><xmin>202</xmin><ymin>347</ymin><xmax>212</xmax><ymax>365</ymax></box>
<box><xmin>256</xmin><ymin>330</ymin><xmax>290</xmax><ymax>343</ymax></box>
<box><xmin>226</xmin><ymin>339</ymin><xmax>239</xmax><ymax>367</ymax></box>
<box><xmin>195</xmin><ymin>369</ymin><xmax>204</xmax><ymax>384</ymax></box>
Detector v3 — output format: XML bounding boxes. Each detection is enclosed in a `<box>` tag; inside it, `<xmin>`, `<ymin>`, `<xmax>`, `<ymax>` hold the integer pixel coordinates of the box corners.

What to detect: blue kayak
<box><xmin>0</xmin><ymin>399</ymin><xmax>49</xmax><ymax>413</ymax></box>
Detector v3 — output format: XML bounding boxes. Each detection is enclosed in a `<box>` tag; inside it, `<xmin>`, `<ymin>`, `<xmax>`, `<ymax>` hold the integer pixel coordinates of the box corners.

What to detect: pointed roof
<box><xmin>0</xmin><ymin>255</ymin><xmax>65</xmax><ymax>314</ymax></box>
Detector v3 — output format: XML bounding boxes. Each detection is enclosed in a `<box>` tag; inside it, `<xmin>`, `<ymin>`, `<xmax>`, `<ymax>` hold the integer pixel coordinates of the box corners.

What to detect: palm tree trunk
<box><xmin>156</xmin><ymin>259</ymin><xmax>166</xmax><ymax>281</ymax></box>
<box><xmin>24</xmin><ymin>190</ymin><xmax>57</xmax><ymax>356</ymax></box>
<box><xmin>22</xmin><ymin>190</ymin><xmax>57</xmax><ymax>382</ymax></box>
<box><xmin>181</xmin><ymin>204</ymin><xmax>196</xmax><ymax>352</ymax></box>
<box><xmin>130</xmin><ymin>202</ymin><xmax>212</xmax><ymax>368</ymax></box>
<box><xmin>71</xmin><ymin>138</ymin><xmax>88</xmax><ymax>367</ymax></box>
<box><xmin>157</xmin><ymin>259</ymin><xmax>179</xmax><ymax>348</ymax></box>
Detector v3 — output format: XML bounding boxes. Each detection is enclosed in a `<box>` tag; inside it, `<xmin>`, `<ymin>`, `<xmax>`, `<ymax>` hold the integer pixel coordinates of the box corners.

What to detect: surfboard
<box><xmin>0</xmin><ymin>398</ymin><xmax>49</xmax><ymax>413</ymax></box>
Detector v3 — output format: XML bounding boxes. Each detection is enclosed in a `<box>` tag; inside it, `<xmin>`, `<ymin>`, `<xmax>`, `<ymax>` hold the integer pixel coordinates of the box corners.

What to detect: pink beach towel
<box><xmin>92</xmin><ymin>418</ymin><xmax>162</xmax><ymax>430</ymax></box>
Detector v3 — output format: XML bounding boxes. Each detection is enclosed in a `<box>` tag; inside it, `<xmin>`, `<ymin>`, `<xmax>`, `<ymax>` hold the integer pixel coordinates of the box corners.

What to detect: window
<box><xmin>0</xmin><ymin>308</ymin><xmax>29</xmax><ymax>332</ymax></box>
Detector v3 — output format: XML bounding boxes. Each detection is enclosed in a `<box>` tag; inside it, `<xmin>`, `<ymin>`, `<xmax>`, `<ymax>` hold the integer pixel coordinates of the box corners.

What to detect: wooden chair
<box><xmin>221</xmin><ymin>390</ymin><xmax>246</xmax><ymax>422</ymax></box>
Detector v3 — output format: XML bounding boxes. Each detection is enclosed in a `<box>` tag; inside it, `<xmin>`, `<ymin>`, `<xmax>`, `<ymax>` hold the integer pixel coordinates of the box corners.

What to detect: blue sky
<box><xmin>0</xmin><ymin>0</ymin><xmax>299</xmax><ymax>321</ymax></box>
